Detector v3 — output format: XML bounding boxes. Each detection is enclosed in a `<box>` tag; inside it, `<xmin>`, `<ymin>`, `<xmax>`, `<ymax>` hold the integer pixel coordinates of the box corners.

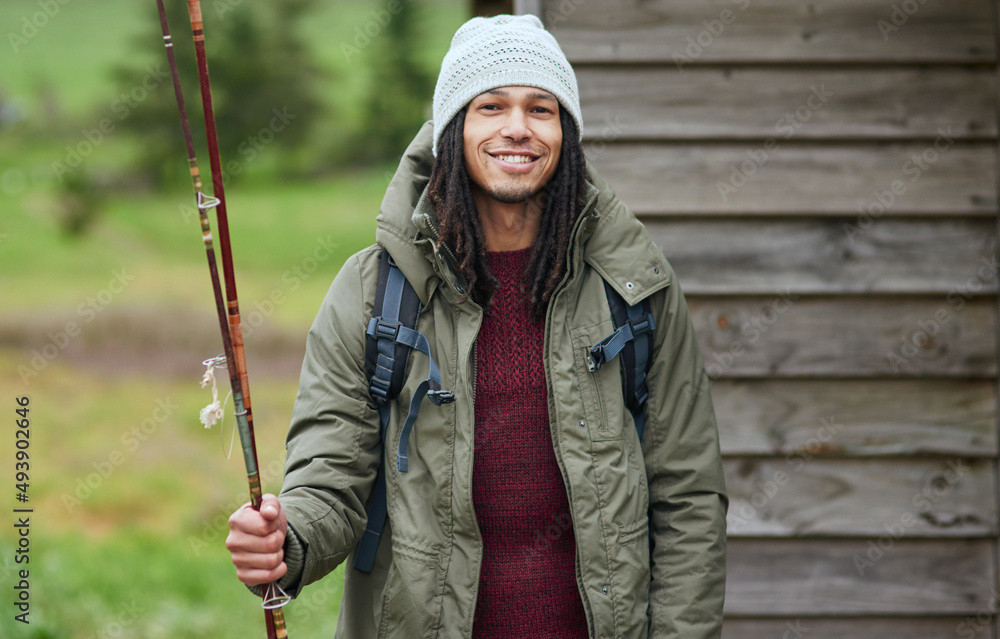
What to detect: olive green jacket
<box><xmin>275</xmin><ymin>122</ymin><xmax>727</xmax><ymax>638</ymax></box>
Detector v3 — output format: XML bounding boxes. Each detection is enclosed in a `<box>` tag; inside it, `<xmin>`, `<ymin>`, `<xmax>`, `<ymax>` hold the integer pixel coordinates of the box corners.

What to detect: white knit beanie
<box><xmin>432</xmin><ymin>14</ymin><xmax>582</xmax><ymax>156</ymax></box>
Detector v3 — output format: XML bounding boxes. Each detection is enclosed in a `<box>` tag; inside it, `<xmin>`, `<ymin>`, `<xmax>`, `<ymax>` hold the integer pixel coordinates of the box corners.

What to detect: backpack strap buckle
<box><xmin>427</xmin><ymin>389</ymin><xmax>455</xmax><ymax>405</ymax></box>
<box><xmin>371</xmin><ymin>317</ymin><xmax>402</xmax><ymax>341</ymax></box>
<box><xmin>366</xmin><ymin>317</ymin><xmax>403</xmax><ymax>405</ymax></box>
<box><xmin>588</xmin><ymin>313</ymin><xmax>656</xmax><ymax>372</ymax></box>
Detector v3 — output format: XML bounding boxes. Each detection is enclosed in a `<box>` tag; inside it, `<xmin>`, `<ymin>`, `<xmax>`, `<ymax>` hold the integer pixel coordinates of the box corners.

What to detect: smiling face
<box><xmin>463</xmin><ymin>86</ymin><xmax>563</xmax><ymax>206</ymax></box>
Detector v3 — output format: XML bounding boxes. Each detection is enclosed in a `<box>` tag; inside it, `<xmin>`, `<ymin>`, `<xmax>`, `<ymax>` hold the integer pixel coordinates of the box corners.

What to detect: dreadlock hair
<box><xmin>427</xmin><ymin>106</ymin><xmax>588</xmax><ymax>320</ymax></box>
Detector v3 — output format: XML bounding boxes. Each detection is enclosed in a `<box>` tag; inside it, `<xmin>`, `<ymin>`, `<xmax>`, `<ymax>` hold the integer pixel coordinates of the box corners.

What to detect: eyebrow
<box><xmin>484</xmin><ymin>88</ymin><xmax>558</xmax><ymax>102</ymax></box>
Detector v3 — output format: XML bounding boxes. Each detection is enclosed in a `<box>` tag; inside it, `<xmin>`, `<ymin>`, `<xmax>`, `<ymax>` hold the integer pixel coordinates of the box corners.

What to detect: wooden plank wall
<box><xmin>522</xmin><ymin>0</ymin><xmax>1000</xmax><ymax>636</ymax></box>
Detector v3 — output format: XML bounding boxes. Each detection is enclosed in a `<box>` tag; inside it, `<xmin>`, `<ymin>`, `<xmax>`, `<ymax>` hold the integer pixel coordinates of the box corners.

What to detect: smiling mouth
<box><xmin>491</xmin><ymin>153</ymin><xmax>536</xmax><ymax>164</ymax></box>
<box><xmin>487</xmin><ymin>145</ymin><xmax>541</xmax><ymax>164</ymax></box>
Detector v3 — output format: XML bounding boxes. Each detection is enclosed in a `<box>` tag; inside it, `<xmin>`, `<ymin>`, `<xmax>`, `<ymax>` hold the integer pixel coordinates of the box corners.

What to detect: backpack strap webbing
<box><xmin>354</xmin><ymin>251</ymin><xmax>453</xmax><ymax>573</ymax></box>
<box><xmin>588</xmin><ymin>281</ymin><xmax>656</xmax><ymax>441</ymax></box>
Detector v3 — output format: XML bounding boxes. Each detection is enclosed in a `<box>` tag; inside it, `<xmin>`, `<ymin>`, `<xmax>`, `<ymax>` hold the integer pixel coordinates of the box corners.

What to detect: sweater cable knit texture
<box><xmin>471</xmin><ymin>247</ymin><xmax>588</xmax><ymax>638</ymax></box>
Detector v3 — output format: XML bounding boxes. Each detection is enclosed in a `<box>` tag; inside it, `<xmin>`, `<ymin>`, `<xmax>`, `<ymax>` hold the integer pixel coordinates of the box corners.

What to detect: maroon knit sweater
<box><xmin>471</xmin><ymin>248</ymin><xmax>589</xmax><ymax>639</ymax></box>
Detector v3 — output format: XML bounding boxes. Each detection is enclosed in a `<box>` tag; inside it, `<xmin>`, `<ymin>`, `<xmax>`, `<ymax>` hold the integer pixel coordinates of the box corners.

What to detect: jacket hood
<box><xmin>375</xmin><ymin>121</ymin><xmax>670</xmax><ymax>307</ymax></box>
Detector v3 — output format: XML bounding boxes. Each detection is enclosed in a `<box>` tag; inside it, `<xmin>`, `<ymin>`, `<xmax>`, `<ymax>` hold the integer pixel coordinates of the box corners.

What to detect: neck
<box><xmin>473</xmin><ymin>188</ymin><xmax>545</xmax><ymax>252</ymax></box>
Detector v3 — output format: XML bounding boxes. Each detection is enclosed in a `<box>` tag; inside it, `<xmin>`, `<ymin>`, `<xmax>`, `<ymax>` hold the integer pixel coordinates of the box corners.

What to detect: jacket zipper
<box><xmin>422</xmin><ymin>213</ymin><xmax>470</xmax><ymax>298</ymax></box>
<box><xmin>542</xmin><ymin>203</ymin><xmax>600</xmax><ymax>639</ymax></box>
<box><xmin>471</xmin><ymin>341</ymin><xmax>477</xmax><ymax>407</ymax></box>
<box><xmin>465</xmin><ymin>313</ymin><xmax>484</xmax><ymax>639</ymax></box>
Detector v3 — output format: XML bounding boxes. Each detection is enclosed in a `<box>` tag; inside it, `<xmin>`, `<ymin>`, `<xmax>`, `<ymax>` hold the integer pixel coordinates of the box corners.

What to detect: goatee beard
<box><xmin>486</xmin><ymin>183</ymin><xmax>534</xmax><ymax>204</ymax></box>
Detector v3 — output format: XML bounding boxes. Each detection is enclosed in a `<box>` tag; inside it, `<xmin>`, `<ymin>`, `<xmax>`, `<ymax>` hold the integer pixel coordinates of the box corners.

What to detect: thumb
<box><xmin>259</xmin><ymin>494</ymin><xmax>281</xmax><ymax>521</ymax></box>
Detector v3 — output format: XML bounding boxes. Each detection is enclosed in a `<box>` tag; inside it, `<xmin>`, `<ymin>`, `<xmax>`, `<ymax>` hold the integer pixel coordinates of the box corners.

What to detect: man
<box><xmin>227</xmin><ymin>14</ymin><xmax>727</xmax><ymax>638</ymax></box>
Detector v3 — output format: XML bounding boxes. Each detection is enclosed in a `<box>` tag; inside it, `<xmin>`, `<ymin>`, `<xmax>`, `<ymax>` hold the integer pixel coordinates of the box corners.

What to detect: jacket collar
<box><xmin>375</xmin><ymin>122</ymin><xmax>670</xmax><ymax>307</ymax></box>
<box><xmin>374</xmin><ymin>122</ymin><xmax>443</xmax><ymax>306</ymax></box>
<box><xmin>578</xmin><ymin>161</ymin><xmax>671</xmax><ymax>306</ymax></box>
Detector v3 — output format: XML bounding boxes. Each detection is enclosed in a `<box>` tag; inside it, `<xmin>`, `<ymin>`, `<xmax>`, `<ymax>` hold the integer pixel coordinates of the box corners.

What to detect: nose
<box><xmin>500</xmin><ymin>108</ymin><xmax>532</xmax><ymax>143</ymax></box>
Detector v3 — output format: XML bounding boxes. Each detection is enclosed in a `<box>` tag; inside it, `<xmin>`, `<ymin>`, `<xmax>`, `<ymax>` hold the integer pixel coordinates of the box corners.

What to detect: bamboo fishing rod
<box><xmin>155</xmin><ymin>1</ymin><xmax>288</xmax><ymax>637</ymax></box>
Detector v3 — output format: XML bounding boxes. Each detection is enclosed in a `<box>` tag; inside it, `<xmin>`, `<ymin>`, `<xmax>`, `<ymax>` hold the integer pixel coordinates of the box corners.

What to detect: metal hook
<box><xmin>262</xmin><ymin>582</ymin><xmax>291</xmax><ymax>610</ymax></box>
<box><xmin>197</xmin><ymin>191</ymin><xmax>221</xmax><ymax>211</ymax></box>
<box><xmin>202</xmin><ymin>354</ymin><xmax>227</xmax><ymax>368</ymax></box>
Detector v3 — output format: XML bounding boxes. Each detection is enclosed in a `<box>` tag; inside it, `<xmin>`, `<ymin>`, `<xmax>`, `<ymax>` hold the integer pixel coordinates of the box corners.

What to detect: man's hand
<box><xmin>226</xmin><ymin>494</ymin><xmax>289</xmax><ymax>586</ymax></box>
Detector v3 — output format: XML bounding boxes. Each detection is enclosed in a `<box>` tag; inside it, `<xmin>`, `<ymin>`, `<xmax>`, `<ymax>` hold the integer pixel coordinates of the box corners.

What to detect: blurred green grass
<box><xmin>1</xmin><ymin>0</ymin><xmax>468</xmax><ymax>636</ymax></box>
<box><xmin>4</xmin><ymin>174</ymin><xmax>390</xmax><ymax>328</ymax></box>
<box><xmin>0</xmin><ymin>530</ymin><xmax>348</xmax><ymax>638</ymax></box>
<box><xmin>0</xmin><ymin>350</ymin><xmax>346</xmax><ymax>637</ymax></box>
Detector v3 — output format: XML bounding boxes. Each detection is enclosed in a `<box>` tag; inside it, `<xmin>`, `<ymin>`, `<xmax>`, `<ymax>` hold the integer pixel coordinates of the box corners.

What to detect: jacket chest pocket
<box><xmin>570</xmin><ymin>323</ymin><xmax>626</xmax><ymax>442</ymax></box>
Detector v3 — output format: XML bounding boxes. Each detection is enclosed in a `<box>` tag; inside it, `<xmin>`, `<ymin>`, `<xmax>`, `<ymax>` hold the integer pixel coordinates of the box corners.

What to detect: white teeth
<box><xmin>494</xmin><ymin>154</ymin><xmax>533</xmax><ymax>164</ymax></box>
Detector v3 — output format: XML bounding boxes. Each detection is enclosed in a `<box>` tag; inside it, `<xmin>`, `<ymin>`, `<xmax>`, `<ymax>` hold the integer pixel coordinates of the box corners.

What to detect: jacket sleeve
<box><xmin>276</xmin><ymin>250</ymin><xmax>382</xmax><ymax>596</ymax></box>
<box><xmin>643</xmin><ymin>265</ymin><xmax>728</xmax><ymax>639</ymax></box>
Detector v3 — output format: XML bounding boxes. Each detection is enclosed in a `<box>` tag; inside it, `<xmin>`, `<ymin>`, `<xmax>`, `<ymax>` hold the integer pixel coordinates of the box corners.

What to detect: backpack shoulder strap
<box><xmin>354</xmin><ymin>250</ymin><xmax>453</xmax><ymax>573</ymax></box>
<box><xmin>588</xmin><ymin>281</ymin><xmax>656</xmax><ymax>442</ymax></box>
<box><xmin>364</xmin><ymin>250</ymin><xmax>421</xmax><ymax>404</ymax></box>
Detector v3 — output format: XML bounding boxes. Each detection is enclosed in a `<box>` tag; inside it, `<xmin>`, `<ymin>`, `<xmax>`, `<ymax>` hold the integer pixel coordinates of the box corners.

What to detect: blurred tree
<box><xmin>473</xmin><ymin>0</ymin><xmax>513</xmax><ymax>16</ymax></box>
<box><xmin>115</xmin><ymin>0</ymin><xmax>325</xmax><ymax>187</ymax></box>
<box><xmin>56</xmin><ymin>169</ymin><xmax>103</xmax><ymax>236</ymax></box>
<box><xmin>350</xmin><ymin>1</ymin><xmax>435</xmax><ymax>164</ymax></box>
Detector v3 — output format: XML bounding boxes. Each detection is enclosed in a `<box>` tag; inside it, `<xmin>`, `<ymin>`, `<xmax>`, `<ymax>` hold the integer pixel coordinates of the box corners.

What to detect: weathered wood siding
<box><xmin>523</xmin><ymin>0</ymin><xmax>1000</xmax><ymax>635</ymax></box>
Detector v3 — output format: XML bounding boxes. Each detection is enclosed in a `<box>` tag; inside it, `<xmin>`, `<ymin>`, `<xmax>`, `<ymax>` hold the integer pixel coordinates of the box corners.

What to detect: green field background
<box><xmin>0</xmin><ymin>1</ymin><xmax>467</xmax><ymax>636</ymax></box>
